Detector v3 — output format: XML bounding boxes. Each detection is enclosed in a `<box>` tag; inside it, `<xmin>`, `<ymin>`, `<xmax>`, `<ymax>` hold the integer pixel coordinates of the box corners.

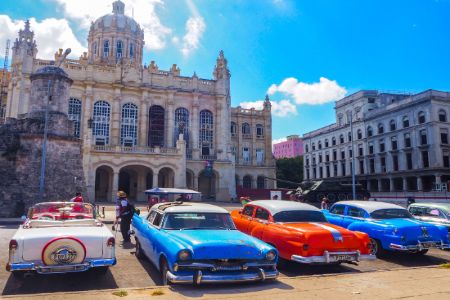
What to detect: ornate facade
<box><xmin>5</xmin><ymin>1</ymin><xmax>276</xmax><ymax>202</ymax></box>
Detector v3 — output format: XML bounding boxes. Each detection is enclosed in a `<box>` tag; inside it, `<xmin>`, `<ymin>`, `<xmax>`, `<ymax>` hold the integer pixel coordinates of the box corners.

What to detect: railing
<box><xmin>242</xmin><ymin>134</ymin><xmax>252</xmax><ymax>139</ymax></box>
<box><xmin>201</xmin><ymin>155</ymin><xmax>217</xmax><ymax>160</ymax></box>
<box><xmin>161</xmin><ymin>148</ymin><xmax>178</xmax><ymax>154</ymax></box>
<box><xmin>91</xmin><ymin>145</ymin><xmax>179</xmax><ymax>155</ymax></box>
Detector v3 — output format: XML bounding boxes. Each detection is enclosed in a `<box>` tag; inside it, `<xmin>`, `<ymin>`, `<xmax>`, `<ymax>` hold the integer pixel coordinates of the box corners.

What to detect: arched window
<box><xmin>325</xmin><ymin>139</ymin><xmax>329</xmax><ymax>147</ymax></box>
<box><xmin>357</xmin><ymin>129</ymin><xmax>362</xmax><ymax>139</ymax></box>
<box><xmin>390</xmin><ymin>120</ymin><xmax>396</xmax><ymax>131</ymax></box>
<box><xmin>93</xmin><ymin>101</ymin><xmax>111</xmax><ymax>145</ymax></box>
<box><xmin>378</xmin><ymin>123</ymin><xmax>384</xmax><ymax>134</ymax></box>
<box><xmin>403</xmin><ymin>116</ymin><xmax>409</xmax><ymax>128</ymax></box>
<box><xmin>103</xmin><ymin>40</ymin><xmax>109</xmax><ymax>58</ymax></box>
<box><xmin>242</xmin><ymin>123</ymin><xmax>251</xmax><ymax>136</ymax></box>
<box><xmin>68</xmin><ymin>98</ymin><xmax>82</xmax><ymax>138</ymax></box>
<box><xmin>257</xmin><ymin>176</ymin><xmax>266</xmax><ymax>189</ymax></box>
<box><xmin>439</xmin><ymin>109</ymin><xmax>447</xmax><ymax>122</ymax></box>
<box><xmin>243</xmin><ymin>175</ymin><xmax>252</xmax><ymax>189</ymax></box>
<box><xmin>256</xmin><ymin>124</ymin><xmax>264</xmax><ymax>137</ymax></box>
<box><xmin>332</xmin><ymin>137</ymin><xmax>336</xmax><ymax>146</ymax></box>
<box><xmin>339</xmin><ymin>134</ymin><xmax>344</xmax><ymax>144</ymax></box>
<box><xmin>175</xmin><ymin>107</ymin><xmax>189</xmax><ymax>147</ymax></box>
<box><xmin>148</xmin><ymin>105</ymin><xmax>165</xmax><ymax>147</ymax></box>
<box><xmin>199</xmin><ymin>110</ymin><xmax>213</xmax><ymax>154</ymax></box>
<box><xmin>312</xmin><ymin>143</ymin><xmax>316</xmax><ymax>151</ymax></box>
<box><xmin>230</xmin><ymin>122</ymin><xmax>237</xmax><ymax>136</ymax></box>
<box><xmin>418</xmin><ymin>111</ymin><xmax>426</xmax><ymax>124</ymax></box>
<box><xmin>120</xmin><ymin>103</ymin><xmax>138</xmax><ymax>147</ymax></box>
<box><xmin>348</xmin><ymin>132</ymin><xmax>352</xmax><ymax>141</ymax></box>
<box><xmin>116</xmin><ymin>40</ymin><xmax>123</xmax><ymax>59</ymax></box>
<box><xmin>367</xmin><ymin>126</ymin><xmax>373</xmax><ymax>137</ymax></box>
<box><xmin>129</xmin><ymin>42</ymin><xmax>135</xmax><ymax>59</ymax></box>
<box><xmin>305</xmin><ymin>144</ymin><xmax>309</xmax><ymax>152</ymax></box>
<box><xmin>318</xmin><ymin>141</ymin><xmax>322</xmax><ymax>150</ymax></box>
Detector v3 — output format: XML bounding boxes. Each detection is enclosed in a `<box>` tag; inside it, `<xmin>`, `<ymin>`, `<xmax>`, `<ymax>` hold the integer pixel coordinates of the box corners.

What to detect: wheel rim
<box><xmin>368</xmin><ymin>238</ymin><xmax>377</xmax><ymax>255</ymax></box>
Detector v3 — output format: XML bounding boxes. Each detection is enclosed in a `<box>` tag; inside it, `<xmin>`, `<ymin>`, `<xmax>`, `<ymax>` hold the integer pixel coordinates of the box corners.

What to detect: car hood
<box><xmin>165</xmin><ymin>229</ymin><xmax>272</xmax><ymax>260</ymax></box>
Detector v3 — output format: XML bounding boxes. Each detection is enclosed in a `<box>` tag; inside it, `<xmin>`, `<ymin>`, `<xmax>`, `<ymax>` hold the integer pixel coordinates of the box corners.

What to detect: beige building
<box><xmin>5</xmin><ymin>0</ymin><xmax>275</xmax><ymax>202</ymax></box>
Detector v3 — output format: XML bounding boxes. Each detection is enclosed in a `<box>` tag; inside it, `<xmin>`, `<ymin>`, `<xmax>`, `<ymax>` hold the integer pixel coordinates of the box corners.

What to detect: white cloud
<box><xmin>268</xmin><ymin>77</ymin><xmax>347</xmax><ymax>105</ymax></box>
<box><xmin>180</xmin><ymin>16</ymin><xmax>205</xmax><ymax>57</ymax></box>
<box><xmin>239</xmin><ymin>99</ymin><xmax>297</xmax><ymax>117</ymax></box>
<box><xmin>272</xmin><ymin>137</ymin><xmax>287</xmax><ymax>145</ymax></box>
<box><xmin>0</xmin><ymin>15</ymin><xmax>86</xmax><ymax>60</ymax></box>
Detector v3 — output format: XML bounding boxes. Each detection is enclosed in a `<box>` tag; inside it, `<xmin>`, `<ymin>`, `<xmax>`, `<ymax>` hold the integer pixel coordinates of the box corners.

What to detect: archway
<box><xmin>158</xmin><ymin>167</ymin><xmax>175</xmax><ymax>188</ymax></box>
<box><xmin>198</xmin><ymin>170</ymin><xmax>217</xmax><ymax>200</ymax></box>
<box><xmin>119</xmin><ymin>165</ymin><xmax>154</xmax><ymax>202</ymax></box>
<box><xmin>95</xmin><ymin>165</ymin><xmax>113</xmax><ymax>202</ymax></box>
<box><xmin>243</xmin><ymin>175</ymin><xmax>252</xmax><ymax>189</ymax></box>
<box><xmin>186</xmin><ymin>169</ymin><xmax>194</xmax><ymax>189</ymax></box>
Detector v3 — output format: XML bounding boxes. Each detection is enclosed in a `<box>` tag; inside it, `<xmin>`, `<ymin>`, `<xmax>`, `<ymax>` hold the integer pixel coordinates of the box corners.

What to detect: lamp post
<box><xmin>349</xmin><ymin>112</ymin><xmax>356</xmax><ymax>200</ymax></box>
<box><xmin>38</xmin><ymin>48</ymin><xmax>71</xmax><ymax>202</ymax></box>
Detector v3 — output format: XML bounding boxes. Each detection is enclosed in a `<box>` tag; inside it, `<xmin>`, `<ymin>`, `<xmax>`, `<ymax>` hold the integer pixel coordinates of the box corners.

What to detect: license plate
<box><xmin>421</xmin><ymin>242</ymin><xmax>436</xmax><ymax>248</ymax></box>
<box><xmin>331</xmin><ymin>255</ymin><xmax>355</xmax><ymax>261</ymax></box>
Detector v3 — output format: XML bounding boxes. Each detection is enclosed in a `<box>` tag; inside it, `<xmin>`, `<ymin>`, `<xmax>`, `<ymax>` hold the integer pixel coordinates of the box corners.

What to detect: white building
<box><xmin>5</xmin><ymin>1</ymin><xmax>276</xmax><ymax>202</ymax></box>
<box><xmin>303</xmin><ymin>90</ymin><xmax>450</xmax><ymax>195</ymax></box>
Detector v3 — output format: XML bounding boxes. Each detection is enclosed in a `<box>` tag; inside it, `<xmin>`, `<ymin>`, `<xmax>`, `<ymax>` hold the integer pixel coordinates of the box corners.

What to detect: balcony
<box><xmin>242</xmin><ymin>134</ymin><xmax>252</xmax><ymax>139</ymax></box>
<box><xmin>91</xmin><ymin>145</ymin><xmax>179</xmax><ymax>155</ymax></box>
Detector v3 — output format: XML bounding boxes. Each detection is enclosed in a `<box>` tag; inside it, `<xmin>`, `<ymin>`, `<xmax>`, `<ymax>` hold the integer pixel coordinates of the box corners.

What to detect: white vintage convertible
<box><xmin>6</xmin><ymin>202</ymin><xmax>116</xmax><ymax>278</ymax></box>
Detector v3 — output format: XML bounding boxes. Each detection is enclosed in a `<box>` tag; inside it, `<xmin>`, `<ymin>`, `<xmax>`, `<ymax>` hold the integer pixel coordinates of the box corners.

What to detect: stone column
<box><xmin>403</xmin><ymin>177</ymin><xmax>408</xmax><ymax>191</ymax></box>
<box><xmin>111</xmin><ymin>89</ymin><xmax>121</xmax><ymax>145</ymax></box>
<box><xmin>435</xmin><ymin>174</ymin><xmax>442</xmax><ymax>184</ymax></box>
<box><xmin>417</xmin><ymin>177</ymin><xmax>423</xmax><ymax>191</ymax></box>
<box><xmin>153</xmin><ymin>171</ymin><xmax>159</xmax><ymax>188</ymax></box>
<box><xmin>192</xmin><ymin>95</ymin><xmax>200</xmax><ymax>158</ymax></box>
<box><xmin>390</xmin><ymin>178</ymin><xmax>395</xmax><ymax>192</ymax></box>
<box><xmin>167</xmin><ymin>92</ymin><xmax>174</xmax><ymax>148</ymax></box>
<box><xmin>251</xmin><ymin>177</ymin><xmax>257</xmax><ymax>189</ymax></box>
<box><xmin>139</xmin><ymin>91</ymin><xmax>148</xmax><ymax>147</ymax></box>
<box><xmin>193</xmin><ymin>175</ymin><xmax>199</xmax><ymax>191</ymax></box>
<box><xmin>378</xmin><ymin>179</ymin><xmax>383</xmax><ymax>192</ymax></box>
<box><xmin>136</xmin><ymin>169</ymin><xmax>146</xmax><ymax>202</ymax></box>
<box><xmin>112</xmin><ymin>171</ymin><xmax>119</xmax><ymax>202</ymax></box>
<box><xmin>175</xmin><ymin>137</ymin><xmax>187</xmax><ymax>188</ymax></box>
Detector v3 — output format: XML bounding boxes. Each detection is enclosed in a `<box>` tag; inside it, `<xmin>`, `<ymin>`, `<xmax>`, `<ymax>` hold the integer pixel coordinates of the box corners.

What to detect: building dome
<box><xmin>92</xmin><ymin>0</ymin><xmax>141</xmax><ymax>34</ymax></box>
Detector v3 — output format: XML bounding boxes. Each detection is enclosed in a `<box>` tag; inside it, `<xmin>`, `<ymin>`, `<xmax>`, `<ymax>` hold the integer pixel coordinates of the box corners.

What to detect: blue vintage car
<box><xmin>132</xmin><ymin>202</ymin><xmax>279</xmax><ymax>285</ymax></box>
<box><xmin>323</xmin><ymin>201</ymin><xmax>449</xmax><ymax>257</ymax></box>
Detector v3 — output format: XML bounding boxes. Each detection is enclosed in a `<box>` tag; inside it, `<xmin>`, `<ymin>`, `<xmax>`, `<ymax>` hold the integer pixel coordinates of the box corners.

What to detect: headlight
<box><xmin>265</xmin><ymin>250</ymin><xmax>276</xmax><ymax>261</ymax></box>
<box><xmin>177</xmin><ymin>250</ymin><xmax>192</xmax><ymax>261</ymax></box>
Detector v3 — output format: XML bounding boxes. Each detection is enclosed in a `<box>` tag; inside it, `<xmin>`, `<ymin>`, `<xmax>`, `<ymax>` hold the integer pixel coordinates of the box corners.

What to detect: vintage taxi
<box><xmin>6</xmin><ymin>202</ymin><xmax>116</xmax><ymax>278</ymax></box>
<box><xmin>408</xmin><ymin>203</ymin><xmax>450</xmax><ymax>236</ymax></box>
<box><xmin>324</xmin><ymin>201</ymin><xmax>449</xmax><ymax>257</ymax></box>
<box><xmin>231</xmin><ymin>200</ymin><xmax>375</xmax><ymax>265</ymax></box>
<box><xmin>132</xmin><ymin>202</ymin><xmax>279</xmax><ymax>285</ymax></box>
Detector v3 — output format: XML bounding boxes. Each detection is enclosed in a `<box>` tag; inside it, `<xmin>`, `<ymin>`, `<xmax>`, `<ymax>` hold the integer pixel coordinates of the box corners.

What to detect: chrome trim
<box><xmin>166</xmin><ymin>269</ymin><xmax>279</xmax><ymax>284</ymax></box>
<box><xmin>8</xmin><ymin>258</ymin><xmax>117</xmax><ymax>274</ymax></box>
<box><xmin>175</xmin><ymin>261</ymin><xmax>277</xmax><ymax>271</ymax></box>
<box><xmin>291</xmin><ymin>250</ymin><xmax>375</xmax><ymax>264</ymax></box>
<box><xmin>389</xmin><ymin>241</ymin><xmax>449</xmax><ymax>251</ymax></box>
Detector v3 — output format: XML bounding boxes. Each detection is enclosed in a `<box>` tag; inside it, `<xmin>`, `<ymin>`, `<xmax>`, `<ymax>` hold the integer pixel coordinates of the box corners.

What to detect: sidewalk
<box><xmin>3</xmin><ymin>266</ymin><xmax>449</xmax><ymax>300</ymax></box>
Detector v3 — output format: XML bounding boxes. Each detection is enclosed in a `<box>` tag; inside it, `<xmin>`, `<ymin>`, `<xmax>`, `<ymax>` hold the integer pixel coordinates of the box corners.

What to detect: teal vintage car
<box><xmin>408</xmin><ymin>203</ymin><xmax>450</xmax><ymax>237</ymax></box>
<box><xmin>132</xmin><ymin>202</ymin><xmax>279</xmax><ymax>285</ymax></box>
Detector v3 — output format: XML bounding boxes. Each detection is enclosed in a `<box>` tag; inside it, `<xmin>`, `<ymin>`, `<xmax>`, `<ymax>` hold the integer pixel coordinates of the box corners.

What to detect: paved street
<box><xmin>1</xmin><ymin>223</ymin><xmax>449</xmax><ymax>297</ymax></box>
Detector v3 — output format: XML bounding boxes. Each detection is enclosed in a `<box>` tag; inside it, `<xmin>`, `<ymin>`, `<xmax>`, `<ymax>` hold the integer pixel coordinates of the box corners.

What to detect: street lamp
<box><xmin>38</xmin><ymin>48</ymin><xmax>71</xmax><ymax>202</ymax></box>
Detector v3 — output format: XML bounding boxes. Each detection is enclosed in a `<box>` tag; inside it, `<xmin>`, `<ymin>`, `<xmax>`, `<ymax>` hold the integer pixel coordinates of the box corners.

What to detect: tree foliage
<box><xmin>276</xmin><ymin>156</ymin><xmax>304</xmax><ymax>189</ymax></box>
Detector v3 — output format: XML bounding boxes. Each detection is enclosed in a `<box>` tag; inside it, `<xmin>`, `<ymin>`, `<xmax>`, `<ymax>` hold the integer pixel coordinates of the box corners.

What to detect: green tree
<box><xmin>276</xmin><ymin>156</ymin><xmax>304</xmax><ymax>188</ymax></box>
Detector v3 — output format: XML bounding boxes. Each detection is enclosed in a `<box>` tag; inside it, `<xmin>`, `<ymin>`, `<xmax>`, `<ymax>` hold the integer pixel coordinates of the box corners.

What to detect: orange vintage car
<box><xmin>231</xmin><ymin>200</ymin><xmax>375</xmax><ymax>264</ymax></box>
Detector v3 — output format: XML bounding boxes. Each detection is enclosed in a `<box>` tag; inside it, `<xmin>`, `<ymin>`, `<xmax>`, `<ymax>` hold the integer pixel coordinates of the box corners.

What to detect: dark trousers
<box><xmin>120</xmin><ymin>218</ymin><xmax>131</xmax><ymax>241</ymax></box>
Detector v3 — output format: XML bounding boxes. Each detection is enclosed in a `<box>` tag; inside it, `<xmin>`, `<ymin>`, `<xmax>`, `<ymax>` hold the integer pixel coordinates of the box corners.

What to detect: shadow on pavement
<box><xmin>278</xmin><ymin>260</ymin><xmax>360</xmax><ymax>277</ymax></box>
<box><xmin>378</xmin><ymin>251</ymin><xmax>449</xmax><ymax>267</ymax></box>
<box><xmin>2</xmin><ymin>268</ymin><xmax>118</xmax><ymax>296</ymax></box>
<box><xmin>132</xmin><ymin>250</ymin><xmax>164</xmax><ymax>286</ymax></box>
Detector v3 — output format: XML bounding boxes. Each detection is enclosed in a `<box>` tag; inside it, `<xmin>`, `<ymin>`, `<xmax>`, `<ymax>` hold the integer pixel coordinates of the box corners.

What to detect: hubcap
<box><xmin>368</xmin><ymin>238</ymin><xmax>377</xmax><ymax>255</ymax></box>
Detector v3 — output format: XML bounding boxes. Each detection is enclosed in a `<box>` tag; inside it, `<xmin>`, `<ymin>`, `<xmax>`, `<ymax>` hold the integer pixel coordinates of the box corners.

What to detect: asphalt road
<box><xmin>1</xmin><ymin>224</ymin><xmax>449</xmax><ymax>297</ymax></box>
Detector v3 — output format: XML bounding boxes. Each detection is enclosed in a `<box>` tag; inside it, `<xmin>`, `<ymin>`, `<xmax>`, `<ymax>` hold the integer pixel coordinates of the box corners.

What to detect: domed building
<box><xmin>5</xmin><ymin>0</ymin><xmax>276</xmax><ymax>202</ymax></box>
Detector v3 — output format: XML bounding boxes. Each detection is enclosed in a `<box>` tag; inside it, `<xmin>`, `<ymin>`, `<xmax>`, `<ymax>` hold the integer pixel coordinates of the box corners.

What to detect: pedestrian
<box><xmin>407</xmin><ymin>197</ymin><xmax>415</xmax><ymax>206</ymax></box>
<box><xmin>272</xmin><ymin>194</ymin><xmax>279</xmax><ymax>200</ymax></box>
<box><xmin>117</xmin><ymin>191</ymin><xmax>134</xmax><ymax>243</ymax></box>
<box><xmin>70</xmin><ymin>192</ymin><xmax>83</xmax><ymax>203</ymax></box>
<box><xmin>320</xmin><ymin>197</ymin><xmax>329</xmax><ymax>210</ymax></box>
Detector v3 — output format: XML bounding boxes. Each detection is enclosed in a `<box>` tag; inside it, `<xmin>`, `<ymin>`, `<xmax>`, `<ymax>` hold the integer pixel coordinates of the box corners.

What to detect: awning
<box><xmin>144</xmin><ymin>187</ymin><xmax>201</xmax><ymax>195</ymax></box>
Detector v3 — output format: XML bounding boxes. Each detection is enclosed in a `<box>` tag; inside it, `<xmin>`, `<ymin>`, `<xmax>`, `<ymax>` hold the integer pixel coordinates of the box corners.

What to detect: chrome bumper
<box><xmin>291</xmin><ymin>250</ymin><xmax>376</xmax><ymax>264</ymax></box>
<box><xmin>389</xmin><ymin>241</ymin><xmax>449</xmax><ymax>251</ymax></box>
<box><xmin>166</xmin><ymin>268</ymin><xmax>279</xmax><ymax>284</ymax></box>
<box><xmin>7</xmin><ymin>258</ymin><xmax>117</xmax><ymax>274</ymax></box>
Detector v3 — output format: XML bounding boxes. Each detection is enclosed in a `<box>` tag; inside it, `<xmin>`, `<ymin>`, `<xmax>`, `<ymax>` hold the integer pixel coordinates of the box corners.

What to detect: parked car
<box><xmin>408</xmin><ymin>203</ymin><xmax>450</xmax><ymax>236</ymax></box>
<box><xmin>323</xmin><ymin>201</ymin><xmax>449</xmax><ymax>257</ymax></box>
<box><xmin>132</xmin><ymin>202</ymin><xmax>279</xmax><ymax>285</ymax></box>
<box><xmin>6</xmin><ymin>202</ymin><xmax>116</xmax><ymax>278</ymax></box>
<box><xmin>231</xmin><ymin>200</ymin><xmax>375</xmax><ymax>265</ymax></box>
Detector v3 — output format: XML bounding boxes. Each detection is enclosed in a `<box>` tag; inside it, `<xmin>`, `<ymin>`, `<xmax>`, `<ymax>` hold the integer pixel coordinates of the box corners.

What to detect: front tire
<box><xmin>368</xmin><ymin>238</ymin><xmax>385</xmax><ymax>257</ymax></box>
<box><xmin>160</xmin><ymin>258</ymin><xmax>169</xmax><ymax>286</ymax></box>
<box><xmin>135</xmin><ymin>239</ymin><xmax>145</xmax><ymax>260</ymax></box>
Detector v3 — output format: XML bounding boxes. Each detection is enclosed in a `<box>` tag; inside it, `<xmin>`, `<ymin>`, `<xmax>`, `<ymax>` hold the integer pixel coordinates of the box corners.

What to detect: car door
<box><xmin>341</xmin><ymin>206</ymin><xmax>367</xmax><ymax>227</ymax></box>
<box><xmin>326</xmin><ymin>204</ymin><xmax>346</xmax><ymax>227</ymax></box>
<box><xmin>250</xmin><ymin>206</ymin><xmax>271</xmax><ymax>240</ymax></box>
<box><xmin>234</xmin><ymin>205</ymin><xmax>256</xmax><ymax>234</ymax></box>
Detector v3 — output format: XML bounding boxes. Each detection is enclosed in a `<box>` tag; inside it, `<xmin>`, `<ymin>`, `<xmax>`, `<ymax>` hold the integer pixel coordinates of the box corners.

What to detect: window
<box><xmin>332</xmin><ymin>137</ymin><xmax>336</xmax><ymax>146</ymax></box>
<box><xmin>326</xmin><ymin>165</ymin><xmax>330</xmax><ymax>177</ymax></box>
<box><xmin>257</xmin><ymin>176</ymin><xmax>265</xmax><ymax>189</ymax></box>
<box><xmin>330</xmin><ymin>205</ymin><xmax>345</xmax><ymax>215</ymax></box>
<box><xmin>348</xmin><ymin>132</ymin><xmax>352</xmax><ymax>142</ymax></box>
<box><xmin>358</xmin><ymin>144</ymin><xmax>363</xmax><ymax>156</ymax></box>
<box><xmin>379</xmin><ymin>139</ymin><xmax>385</xmax><ymax>152</ymax></box>
<box><xmin>243</xmin><ymin>147</ymin><xmax>250</xmax><ymax>163</ymax></box>
<box><xmin>103</xmin><ymin>40</ymin><xmax>109</xmax><ymax>58</ymax></box>
<box><xmin>341</xmin><ymin>162</ymin><xmax>346</xmax><ymax>176</ymax></box>
<box><xmin>175</xmin><ymin>108</ymin><xmax>189</xmax><ymax>147</ymax></box>
<box><xmin>312</xmin><ymin>156</ymin><xmax>316</xmax><ymax>165</ymax></box>
<box><xmin>256</xmin><ymin>124</ymin><xmax>264</xmax><ymax>137</ymax></box>
<box><xmin>357</xmin><ymin>129</ymin><xmax>362</xmax><ymax>139</ymax></box>
<box><xmin>389</xmin><ymin>120</ymin><xmax>396</xmax><ymax>131</ymax></box>
<box><xmin>418</xmin><ymin>111</ymin><xmax>426</xmax><ymax>124</ymax></box>
<box><xmin>378</xmin><ymin>123</ymin><xmax>384</xmax><ymax>134</ymax></box>
<box><xmin>325</xmin><ymin>139</ymin><xmax>329</xmax><ymax>147</ymax></box>
<box><xmin>312</xmin><ymin>143</ymin><xmax>316</xmax><ymax>151</ymax></box>
<box><xmin>422</xmin><ymin>151</ymin><xmax>429</xmax><ymax>168</ymax></box>
<box><xmin>368</xmin><ymin>97</ymin><xmax>376</xmax><ymax>104</ymax></box>
<box><xmin>441</xmin><ymin>129</ymin><xmax>448</xmax><ymax>144</ymax></box>
<box><xmin>68</xmin><ymin>98</ymin><xmax>82</xmax><ymax>138</ymax></box>
<box><xmin>230</xmin><ymin>122</ymin><xmax>237</xmax><ymax>136</ymax></box>
<box><xmin>333</xmin><ymin>149</ymin><xmax>337</xmax><ymax>161</ymax></box>
<box><xmin>152</xmin><ymin>212</ymin><xmax>163</xmax><ymax>227</ymax></box>
<box><xmin>305</xmin><ymin>144</ymin><xmax>309</xmax><ymax>152</ymax></box>
<box><xmin>406</xmin><ymin>152</ymin><xmax>413</xmax><ymax>170</ymax></box>
<box><xmin>256</xmin><ymin>149</ymin><xmax>264</xmax><ymax>164</ymax></box>
<box><xmin>341</xmin><ymin>149</ymin><xmax>345</xmax><ymax>159</ymax></box>
<box><xmin>403</xmin><ymin>116</ymin><xmax>409</xmax><ymax>128</ymax></box>
<box><xmin>120</xmin><ymin>103</ymin><xmax>138</xmax><ymax>147</ymax></box>
<box><xmin>305</xmin><ymin>158</ymin><xmax>309</xmax><ymax>166</ymax></box>
<box><xmin>348</xmin><ymin>207</ymin><xmax>365</xmax><ymax>218</ymax></box>
<box><xmin>319</xmin><ymin>153</ymin><xmax>322</xmax><ymax>163</ymax></box>
<box><xmin>393</xmin><ymin>155</ymin><xmax>399</xmax><ymax>171</ymax></box>
<box><xmin>325</xmin><ymin>152</ymin><xmax>330</xmax><ymax>162</ymax></box>
<box><xmin>340</xmin><ymin>134</ymin><xmax>344</xmax><ymax>144</ymax></box>
<box><xmin>420</xmin><ymin>129</ymin><xmax>427</xmax><ymax>145</ymax></box>
<box><xmin>443</xmin><ymin>154</ymin><xmax>450</xmax><ymax>168</ymax></box>
<box><xmin>391</xmin><ymin>136</ymin><xmax>398</xmax><ymax>150</ymax></box>
<box><xmin>318</xmin><ymin>141</ymin><xmax>322</xmax><ymax>150</ymax></box>
<box><xmin>380</xmin><ymin>157</ymin><xmax>386</xmax><ymax>172</ymax></box>
<box><xmin>333</xmin><ymin>163</ymin><xmax>338</xmax><ymax>176</ymax></box>
<box><xmin>243</xmin><ymin>175</ymin><xmax>252</xmax><ymax>188</ymax></box>
<box><xmin>199</xmin><ymin>110</ymin><xmax>213</xmax><ymax>151</ymax></box>
<box><xmin>369</xmin><ymin>142</ymin><xmax>374</xmax><ymax>154</ymax></box>
<box><xmin>319</xmin><ymin>166</ymin><xmax>323</xmax><ymax>178</ymax></box>
<box><xmin>243</xmin><ymin>205</ymin><xmax>254</xmax><ymax>217</ymax></box>
<box><xmin>367</xmin><ymin>126</ymin><xmax>373</xmax><ymax>137</ymax></box>
<box><xmin>369</xmin><ymin>158</ymin><xmax>375</xmax><ymax>173</ymax></box>
<box><xmin>438</xmin><ymin>109</ymin><xmax>447</xmax><ymax>122</ymax></box>
<box><xmin>149</xmin><ymin>105</ymin><xmax>165</xmax><ymax>147</ymax></box>
<box><xmin>116</xmin><ymin>40</ymin><xmax>123</xmax><ymax>59</ymax></box>
<box><xmin>359</xmin><ymin>160</ymin><xmax>364</xmax><ymax>174</ymax></box>
<box><xmin>93</xmin><ymin>101</ymin><xmax>111</xmax><ymax>145</ymax></box>
<box><xmin>242</xmin><ymin>123</ymin><xmax>251</xmax><ymax>137</ymax></box>
<box><xmin>349</xmin><ymin>147</ymin><xmax>352</xmax><ymax>158</ymax></box>
<box><xmin>404</xmin><ymin>133</ymin><xmax>411</xmax><ymax>148</ymax></box>
<box><xmin>305</xmin><ymin>168</ymin><xmax>310</xmax><ymax>180</ymax></box>
<box><xmin>129</xmin><ymin>42</ymin><xmax>135</xmax><ymax>59</ymax></box>
<box><xmin>255</xmin><ymin>207</ymin><xmax>269</xmax><ymax>220</ymax></box>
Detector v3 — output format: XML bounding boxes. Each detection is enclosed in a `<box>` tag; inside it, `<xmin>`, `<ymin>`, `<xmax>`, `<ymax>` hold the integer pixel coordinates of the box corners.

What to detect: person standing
<box><xmin>117</xmin><ymin>191</ymin><xmax>133</xmax><ymax>243</ymax></box>
<box><xmin>70</xmin><ymin>192</ymin><xmax>83</xmax><ymax>203</ymax></box>
<box><xmin>320</xmin><ymin>197</ymin><xmax>329</xmax><ymax>210</ymax></box>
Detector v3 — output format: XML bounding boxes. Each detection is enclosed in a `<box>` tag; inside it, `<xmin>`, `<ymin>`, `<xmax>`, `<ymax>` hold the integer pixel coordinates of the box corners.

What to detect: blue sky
<box><xmin>1</xmin><ymin>0</ymin><xmax>450</xmax><ymax>143</ymax></box>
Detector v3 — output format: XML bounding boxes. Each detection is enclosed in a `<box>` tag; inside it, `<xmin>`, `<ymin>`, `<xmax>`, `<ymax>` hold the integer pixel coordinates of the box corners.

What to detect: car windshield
<box><xmin>162</xmin><ymin>213</ymin><xmax>236</xmax><ymax>230</ymax></box>
<box><xmin>30</xmin><ymin>202</ymin><xmax>94</xmax><ymax>220</ymax></box>
<box><xmin>370</xmin><ymin>209</ymin><xmax>412</xmax><ymax>219</ymax></box>
<box><xmin>273</xmin><ymin>210</ymin><xmax>327</xmax><ymax>223</ymax></box>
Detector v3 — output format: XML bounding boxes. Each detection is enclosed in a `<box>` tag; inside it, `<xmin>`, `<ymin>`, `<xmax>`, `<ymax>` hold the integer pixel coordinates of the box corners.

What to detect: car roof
<box><xmin>247</xmin><ymin>200</ymin><xmax>320</xmax><ymax>215</ymax></box>
<box><xmin>334</xmin><ymin>201</ymin><xmax>404</xmax><ymax>213</ymax></box>
<box><xmin>409</xmin><ymin>202</ymin><xmax>450</xmax><ymax>212</ymax></box>
<box><xmin>153</xmin><ymin>202</ymin><xmax>228</xmax><ymax>214</ymax></box>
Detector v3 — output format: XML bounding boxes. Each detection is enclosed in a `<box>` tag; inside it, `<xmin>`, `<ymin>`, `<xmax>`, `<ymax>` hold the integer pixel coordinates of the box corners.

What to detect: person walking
<box><xmin>320</xmin><ymin>197</ymin><xmax>329</xmax><ymax>210</ymax></box>
<box><xmin>117</xmin><ymin>191</ymin><xmax>133</xmax><ymax>243</ymax></box>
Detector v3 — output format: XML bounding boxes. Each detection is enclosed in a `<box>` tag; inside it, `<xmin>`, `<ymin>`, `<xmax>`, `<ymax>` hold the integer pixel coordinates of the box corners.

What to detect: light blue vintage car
<box><xmin>323</xmin><ymin>201</ymin><xmax>449</xmax><ymax>257</ymax></box>
<box><xmin>132</xmin><ymin>202</ymin><xmax>279</xmax><ymax>285</ymax></box>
